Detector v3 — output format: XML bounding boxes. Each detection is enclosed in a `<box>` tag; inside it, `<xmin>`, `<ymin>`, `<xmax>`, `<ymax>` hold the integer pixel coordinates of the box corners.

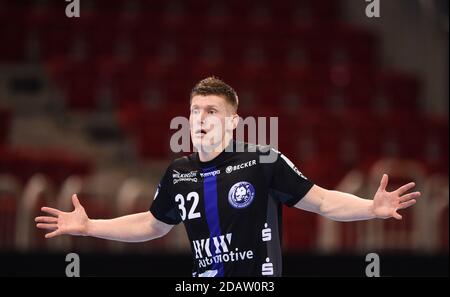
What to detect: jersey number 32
<box><xmin>175</xmin><ymin>192</ymin><xmax>201</xmax><ymax>221</ymax></box>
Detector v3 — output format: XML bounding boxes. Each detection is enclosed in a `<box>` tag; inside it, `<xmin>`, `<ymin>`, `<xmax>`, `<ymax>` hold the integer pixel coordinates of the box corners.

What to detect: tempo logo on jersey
<box><xmin>228</xmin><ymin>182</ymin><xmax>256</xmax><ymax>209</ymax></box>
<box><xmin>199</xmin><ymin>170</ymin><xmax>221</xmax><ymax>178</ymax></box>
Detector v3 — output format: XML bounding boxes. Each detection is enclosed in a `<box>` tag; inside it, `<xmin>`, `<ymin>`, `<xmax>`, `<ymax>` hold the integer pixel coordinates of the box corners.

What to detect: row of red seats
<box><xmin>0</xmin><ymin>0</ymin><xmax>360</xmax><ymax>63</ymax></box>
<box><xmin>6</xmin><ymin>35</ymin><xmax>351</xmax><ymax>67</ymax></box>
<box><xmin>3</xmin><ymin>21</ymin><xmax>350</xmax><ymax>54</ymax></box>
<box><xmin>283</xmin><ymin>191</ymin><xmax>449</xmax><ymax>252</ymax></box>
<box><xmin>1</xmin><ymin>182</ymin><xmax>448</xmax><ymax>252</ymax></box>
<box><xmin>0</xmin><ymin>146</ymin><xmax>92</xmax><ymax>184</ymax></box>
<box><xmin>0</xmin><ymin>187</ymin><xmax>167</xmax><ymax>252</ymax></box>
<box><xmin>117</xmin><ymin>104</ymin><xmax>448</xmax><ymax>175</ymax></box>
<box><xmin>0</xmin><ymin>192</ymin><xmax>17</xmax><ymax>251</ymax></box>
<box><xmin>289</xmin><ymin>160</ymin><xmax>448</xmax><ymax>252</ymax></box>
<box><xmin>46</xmin><ymin>62</ymin><xmax>418</xmax><ymax>112</ymax></box>
<box><xmin>46</xmin><ymin>56</ymin><xmax>378</xmax><ymax>84</ymax></box>
<box><xmin>1</xmin><ymin>0</ymin><xmax>341</xmax><ymax>25</ymax></box>
<box><xmin>7</xmin><ymin>12</ymin><xmax>339</xmax><ymax>34</ymax></box>
<box><xmin>0</xmin><ymin>109</ymin><xmax>10</xmax><ymax>144</ymax></box>
<box><xmin>2</xmin><ymin>191</ymin><xmax>447</xmax><ymax>252</ymax></box>
<box><xmin>0</xmin><ymin>18</ymin><xmax>377</xmax><ymax>64</ymax></box>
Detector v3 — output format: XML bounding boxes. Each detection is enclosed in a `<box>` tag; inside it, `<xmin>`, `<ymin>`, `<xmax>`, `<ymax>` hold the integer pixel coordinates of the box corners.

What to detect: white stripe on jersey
<box><xmin>279</xmin><ymin>153</ymin><xmax>308</xmax><ymax>180</ymax></box>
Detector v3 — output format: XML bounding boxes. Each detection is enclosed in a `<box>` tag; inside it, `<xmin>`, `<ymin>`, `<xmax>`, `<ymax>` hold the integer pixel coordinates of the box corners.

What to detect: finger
<box><xmin>45</xmin><ymin>230</ymin><xmax>61</xmax><ymax>239</ymax></box>
<box><xmin>399</xmin><ymin>192</ymin><xmax>421</xmax><ymax>203</ymax></box>
<box><xmin>41</xmin><ymin>207</ymin><xmax>61</xmax><ymax>217</ymax></box>
<box><xmin>395</xmin><ymin>182</ymin><xmax>416</xmax><ymax>196</ymax></box>
<box><xmin>392</xmin><ymin>211</ymin><xmax>402</xmax><ymax>220</ymax></box>
<box><xmin>72</xmin><ymin>194</ymin><xmax>81</xmax><ymax>209</ymax></box>
<box><xmin>378</xmin><ymin>174</ymin><xmax>388</xmax><ymax>191</ymax></box>
<box><xmin>36</xmin><ymin>223</ymin><xmax>58</xmax><ymax>230</ymax></box>
<box><xmin>35</xmin><ymin>216</ymin><xmax>58</xmax><ymax>223</ymax></box>
<box><xmin>398</xmin><ymin>199</ymin><xmax>417</xmax><ymax>210</ymax></box>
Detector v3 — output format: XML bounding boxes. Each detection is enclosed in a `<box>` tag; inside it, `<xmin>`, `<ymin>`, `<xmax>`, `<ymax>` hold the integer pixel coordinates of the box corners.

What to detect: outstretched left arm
<box><xmin>296</xmin><ymin>174</ymin><xmax>421</xmax><ymax>222</ymax></box>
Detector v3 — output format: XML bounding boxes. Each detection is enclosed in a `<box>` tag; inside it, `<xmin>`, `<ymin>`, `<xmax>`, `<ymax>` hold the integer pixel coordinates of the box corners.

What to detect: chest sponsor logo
<box><xmin>228</xmin><ymin>181</ymin><xmax>256</xmax><ymax>209</ymax></box>
<box><xmin>192</xmin><ymin>233</ymin><xmax>254</xmax><ymax>268</ymax></box>
<box><xmin>225</xmin><ymin>160</ymin><xmax>257</xmax><ymax>174</ymax></box>
<box><xmin>172</xmin><ymin>170</ymin><xmax>198</xmax><ymax>184</ymax></box>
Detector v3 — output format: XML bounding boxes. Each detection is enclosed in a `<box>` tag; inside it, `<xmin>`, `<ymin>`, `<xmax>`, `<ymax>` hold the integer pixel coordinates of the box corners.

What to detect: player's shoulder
<box><xmin>168</xmin><ymin>154</ymin><xmax>194</xmax><ymax>169</ymax></box>
<box><xmin>232</xmin><ymin>141</ymin><xmax>283</xmax><ymax>167</ymax></box>
<box><xmin>234</xmin><ymin>141</ymin><xmax>280</xmax><ymax>157</ymax></box>
<box><xmin>161</xmin><ymin>155</ymin><xmax>197</xmax><ymax>182</ymax></box>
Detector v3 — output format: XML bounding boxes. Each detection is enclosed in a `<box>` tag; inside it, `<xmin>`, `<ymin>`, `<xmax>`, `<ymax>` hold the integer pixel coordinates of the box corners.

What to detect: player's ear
<box><xmin>231</xmin><ymin>113</ymin><xmax>239</xmax><ymax>130</ymax></box>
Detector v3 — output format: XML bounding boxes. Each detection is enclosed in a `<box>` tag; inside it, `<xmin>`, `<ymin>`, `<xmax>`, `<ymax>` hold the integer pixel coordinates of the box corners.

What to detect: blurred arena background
<box><xmin>0</xmin><ymin>0</ymin><xmax>448</xmax><ymax>276</ymax></box>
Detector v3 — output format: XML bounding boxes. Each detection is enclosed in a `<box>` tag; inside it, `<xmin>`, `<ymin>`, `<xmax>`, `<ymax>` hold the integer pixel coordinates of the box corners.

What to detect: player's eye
<box><xmin>208</xmin><ymin>110</ymin><xmax>217</xmax><ymax>115</ymax></box>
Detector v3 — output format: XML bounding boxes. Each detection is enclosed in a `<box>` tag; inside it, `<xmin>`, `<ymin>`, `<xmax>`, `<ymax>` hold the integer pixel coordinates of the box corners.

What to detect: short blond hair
<box><xmin>190</xmin><ymin>76</ymin><xmax>239</xmax><ymax>112</ymax></box>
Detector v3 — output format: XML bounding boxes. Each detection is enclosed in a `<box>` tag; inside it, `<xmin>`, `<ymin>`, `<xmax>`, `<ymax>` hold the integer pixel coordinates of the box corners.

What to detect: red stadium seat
<box><xmin>283</xmin><ymin>206</ymin><xmax>319</xmax><ymax>251</ymax></box>
<box><xmin>15</xmin><ymin>180</ymin><xmax>57</xmax><ymax>251</ymax></box>
<box><xmin>0</xmin><ymin>147</ymin><xmax>92</xmax><ymax>185</ymax></box>
<box><xmin>309</xmin><ymin>0</ymin><xmax>340</xmax><ymax>21</ymax></box>
<box><xmin>325</xmin><ymin>109</ymin><xmax>382</xmax><ymax>161</ymax></box>
<box><xmin>117</xmin><ymin>102</ymin><xmax>189</xmax><ymax>160</ymax></box>
<box><xmin>71</xmin><ymin>195</ymin><xmax>113</xmax><ymax>251</ymax></box>
<box><xmin>333</xmin><ymin>24</ymin><xmax>378</xmax><ymax>65</ymax></box>
<box><xmin>0</xmin><ymin>16</ymin><xmax>26</xmax><ymax>62</ymax></box>
<box><xmin>39</xmin><ymin>27</ymin><xmax>75</xmax><ymax>60</ymax></box>
<box><xmin>190</xmin><ymin>57</ymin><xmax>227</xmax><ymax>83</ymax></box>
<box><xmin>143</xmin><ymin>54</ymin><xmax>180</xmax><ymax>82</ymax></box>
<box><xmin>377</xmin><ymin>71</ymin><xmax>421</xmax><ymax>112</ymax></box>
<box><xmin>0</xmin><ymin>109</ymin><xmax>11</xmax><ymax>145</ymax></box>
<box><xmin>380</xmin><ymin>174</ymin><xmax>417</xmax><ymax>250</ymax></box>
<box><xmin>422</xmin><ymin>115</ymin><xmax>449</xmax><ymax>174</ymax></box>
<box><xmin>62</xmin><ymin>74</ymin><xmax>99</xmax><ymax>111</ymax></box>
<box><xmin>0</xmin><ymin>192</ymin><xmax>17</xmax><ymax>251</ymax></box>
<box><xmin>46</xmin><ymin>56</ymin><xmax>99</xmax><ymax>90</ymax></box>
<box><xmin>112</xmin><ymin>77</ymin><xmax>146</xmax><ymax>109</ymax></box>
<box><xmin>440</xmin><ymin>205</ymin><xmax>449</xmax><ymax>251</ymax></box>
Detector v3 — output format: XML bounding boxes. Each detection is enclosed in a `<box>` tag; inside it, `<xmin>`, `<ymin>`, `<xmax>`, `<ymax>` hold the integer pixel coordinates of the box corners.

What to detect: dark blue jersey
<box><xmin>150</xmin><ymin>140</ymin><xmax>314</xmax><ymax>277</ymax></box>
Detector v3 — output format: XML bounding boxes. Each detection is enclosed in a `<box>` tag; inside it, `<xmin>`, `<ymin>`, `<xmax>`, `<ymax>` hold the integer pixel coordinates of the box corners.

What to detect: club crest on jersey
<box><xmin>228</xmin><ymin>182</ymin><xmax>255</xmax><ymax>209</ymax></box>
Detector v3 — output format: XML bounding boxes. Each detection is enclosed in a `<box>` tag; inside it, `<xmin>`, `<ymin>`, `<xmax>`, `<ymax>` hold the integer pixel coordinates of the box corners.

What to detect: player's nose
<box><xmin>200</xmin><ymin>111</ymin><xmax>209</xmax><ymax>123</ymax></box>
<box><xmin>191</xmin><ymin>113</ymin><xmax>205</xmax><ymax>128</ymax></box>
<box><xmin>197</xmin><ymin>114</ymin><xmax>210</xmax><ymax>128</ymax></box>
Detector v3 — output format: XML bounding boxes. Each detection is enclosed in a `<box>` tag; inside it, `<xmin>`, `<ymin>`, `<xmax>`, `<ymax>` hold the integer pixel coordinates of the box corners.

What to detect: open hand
<box><xmin>35</xmin><ymin>194</ymin><xmax>89</xmax><ymax>238</ymax></box>
<box><xmin>372</xmin><ymin>174</ymin><xmax>421</xmax><ymax>220</ymax></box>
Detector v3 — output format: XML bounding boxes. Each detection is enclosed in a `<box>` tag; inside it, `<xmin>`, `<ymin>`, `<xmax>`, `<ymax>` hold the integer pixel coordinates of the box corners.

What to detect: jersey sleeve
<box><xmin>267</xmin><ymin>149</ymin><xmax>314</xmax><ymax>207</ymax></box>
<box><xmin>149</xmin><ymin>167</ymin><xmax>182</xmax><ymax>225</ymax></box>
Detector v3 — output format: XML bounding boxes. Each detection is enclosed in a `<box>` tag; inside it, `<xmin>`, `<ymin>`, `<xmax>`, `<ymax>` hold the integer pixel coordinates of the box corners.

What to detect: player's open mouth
<box><xmin>195</xmin><ymin>129</ymin><xmax>208</xmax><ymax>137</ymax></box>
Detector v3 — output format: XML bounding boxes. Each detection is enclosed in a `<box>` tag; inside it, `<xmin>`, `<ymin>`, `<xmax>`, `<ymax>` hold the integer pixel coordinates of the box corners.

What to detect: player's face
<box><xmin>190</xmin><ymin>95</ymin><xmax>236</xmax><ymax>152</ymax></box>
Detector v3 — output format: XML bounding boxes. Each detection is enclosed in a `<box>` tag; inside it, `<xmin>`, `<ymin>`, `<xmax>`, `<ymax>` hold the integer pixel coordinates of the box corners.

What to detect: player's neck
<box><xmin>198</xmin><ymin>149</ymin><xmax>222</xmax><ymax>163</ymax></box>
<box><xmin>198</xmin><ymin>137</ymin><xmax>233</xmax><ymax>162</ymax></box>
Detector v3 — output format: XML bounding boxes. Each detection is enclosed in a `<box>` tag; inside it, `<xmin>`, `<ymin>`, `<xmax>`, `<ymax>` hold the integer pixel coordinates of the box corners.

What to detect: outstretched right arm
<box><xmin>35</xmin><ymin>194</ymin><xmax>173</xmax><ymax>242</ymax></box>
